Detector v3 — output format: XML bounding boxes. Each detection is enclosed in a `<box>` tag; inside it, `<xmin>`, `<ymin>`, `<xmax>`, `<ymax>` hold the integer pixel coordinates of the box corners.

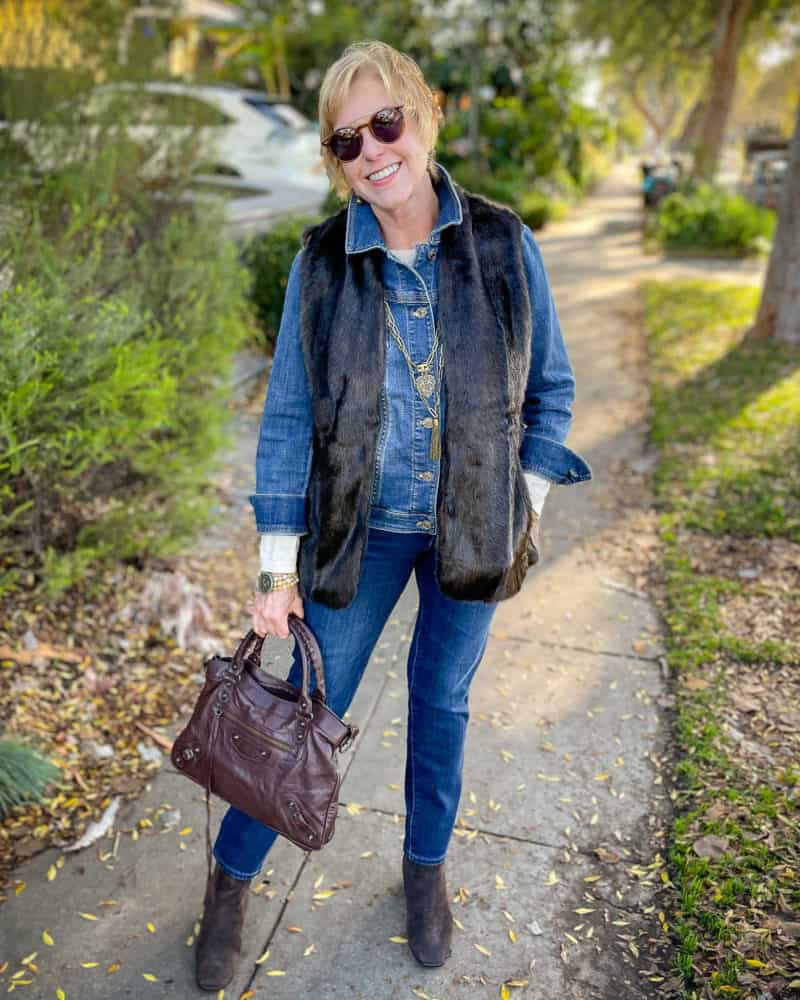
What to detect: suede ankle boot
<box><xmin>402</xmin><ymin>855</ymin><xmax>453</xmax><ymax>967</ymax></box>
<box><xmin>195</xmin><ymin>864</ymin><xmax>252</xmax><ymax>991</ymax></box>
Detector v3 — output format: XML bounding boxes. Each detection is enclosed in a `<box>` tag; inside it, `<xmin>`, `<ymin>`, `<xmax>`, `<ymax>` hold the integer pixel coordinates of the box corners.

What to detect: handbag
<box><xmin>170</xmin><ymin>613</ymin><xmax>358</xmax><ymax>880</ymax></box>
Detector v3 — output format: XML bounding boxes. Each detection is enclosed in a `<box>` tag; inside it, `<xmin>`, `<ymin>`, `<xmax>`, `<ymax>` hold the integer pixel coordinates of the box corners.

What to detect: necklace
<box><xmin>384</xmin><ymin>301</ymin><xmax>443</xmax><ymax>460</ymax></box>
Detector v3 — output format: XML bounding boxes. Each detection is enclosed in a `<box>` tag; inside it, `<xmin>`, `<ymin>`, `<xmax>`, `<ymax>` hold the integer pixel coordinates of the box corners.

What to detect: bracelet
<box><xmin>257</xmin><ymin>571</ymin><xmax>299</xmax><ymax>594</ymax></box>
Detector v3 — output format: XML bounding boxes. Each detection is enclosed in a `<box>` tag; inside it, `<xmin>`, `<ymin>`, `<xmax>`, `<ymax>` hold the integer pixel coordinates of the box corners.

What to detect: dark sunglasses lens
<box><xmin>371</xmin><ymin>108</ymin><xmax>404</xmax><ymax>142</ymax></box>
<box><xmin>330</xmin><ymin>133</ymin><xmax>362</xmax><ymax>162</ymax></box>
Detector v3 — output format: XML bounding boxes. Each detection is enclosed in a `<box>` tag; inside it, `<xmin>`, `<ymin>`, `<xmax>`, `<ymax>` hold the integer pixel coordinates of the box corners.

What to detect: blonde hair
<box><xmin>318</xmin><ymin>40</ymin><xmax>444</xmax><ymax>199</ymax></box>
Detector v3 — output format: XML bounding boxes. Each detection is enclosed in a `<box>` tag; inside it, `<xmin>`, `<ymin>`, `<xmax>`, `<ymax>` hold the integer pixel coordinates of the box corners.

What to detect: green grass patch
<box><xmin>644</xmin><ymin>278</ymin><xmax>800</xmax><ymax>999</ymax></box>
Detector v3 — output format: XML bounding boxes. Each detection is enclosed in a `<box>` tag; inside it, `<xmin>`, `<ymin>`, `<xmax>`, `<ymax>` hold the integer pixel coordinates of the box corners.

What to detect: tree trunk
<box><xmin>751</xmin><ymin>100</ymin><xmax>800</xmax><ymax>344</ymax></box>
<box><xmin>692</xmin><ymin>0</ymin><xmax>753</xmax><ymax>181</ymax></box>
<box><xmin>678</xmin><ymin>97</ymin><xmax>707</xmax><ymax>150</ymax></box>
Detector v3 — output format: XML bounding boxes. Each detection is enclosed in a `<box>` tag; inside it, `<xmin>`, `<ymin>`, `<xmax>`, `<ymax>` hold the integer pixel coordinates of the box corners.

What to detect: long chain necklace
<box><xmin>384</xmin><ymin>300</ymin><xmax>444</xmax><ymax>460</ymax></box>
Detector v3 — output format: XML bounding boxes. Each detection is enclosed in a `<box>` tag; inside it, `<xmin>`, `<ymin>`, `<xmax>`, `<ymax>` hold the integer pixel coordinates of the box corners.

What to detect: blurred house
<box><xmin>119</xmin><ymin>0</ymin><xmax>245</xmax><ymax>77</ymax></box>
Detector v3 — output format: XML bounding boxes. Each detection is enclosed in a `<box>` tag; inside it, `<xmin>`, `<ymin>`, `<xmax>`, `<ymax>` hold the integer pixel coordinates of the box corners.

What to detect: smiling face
<box><xmin>333</xmin><ymin>72</ymin><xmax>432</xmax><ymax>215</ymax></box>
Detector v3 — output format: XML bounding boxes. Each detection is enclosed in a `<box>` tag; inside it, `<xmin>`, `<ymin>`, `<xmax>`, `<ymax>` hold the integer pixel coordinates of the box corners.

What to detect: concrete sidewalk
<box><xmin>3</xmin><ymin>161</ymin><xmax>750</xmax><ymax>999</ymax></box>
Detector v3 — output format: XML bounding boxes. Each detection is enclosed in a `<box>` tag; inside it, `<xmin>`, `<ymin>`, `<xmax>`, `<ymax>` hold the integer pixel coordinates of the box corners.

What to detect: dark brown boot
<box><xmin>195</xmin><ymin>864</ymin><xmax>251</xmax><ymax>991</ymax></box>
<box><xmin>402</xmin><ymin>855</ymin><xmax>453</xmax><ymax>967</ymax></box>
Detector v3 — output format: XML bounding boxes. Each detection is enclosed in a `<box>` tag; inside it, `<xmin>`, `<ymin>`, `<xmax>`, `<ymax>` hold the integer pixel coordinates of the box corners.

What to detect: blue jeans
<box><xmin>213</xmin><ymin>528</ymin><xmax>498</xmax><ymax>879</ymax></box>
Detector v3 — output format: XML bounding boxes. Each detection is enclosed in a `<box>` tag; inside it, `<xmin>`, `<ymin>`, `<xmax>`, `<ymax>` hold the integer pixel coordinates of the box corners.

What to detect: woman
<box><xmin>195</xmin><ymin>40</ymin><xmax>591</xmax><ymax>992</ymax></box>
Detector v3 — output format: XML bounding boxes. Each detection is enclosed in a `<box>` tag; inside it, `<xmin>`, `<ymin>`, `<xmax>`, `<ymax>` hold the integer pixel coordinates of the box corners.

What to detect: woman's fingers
<box><xmin>251</xmin><ymin>587</ymin><xmax>300</xmax><ymax>639</ymax></box>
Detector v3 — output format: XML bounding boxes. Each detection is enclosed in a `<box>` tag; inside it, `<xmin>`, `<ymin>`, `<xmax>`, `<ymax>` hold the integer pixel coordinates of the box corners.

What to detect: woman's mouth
<box><xmin>367</xmin><ymin>162</ymin><xmax>401</xmax><ymax>186</ymax></box>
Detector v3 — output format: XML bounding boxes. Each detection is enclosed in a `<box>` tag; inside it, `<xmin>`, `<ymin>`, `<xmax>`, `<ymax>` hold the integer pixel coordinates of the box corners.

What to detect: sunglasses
<box><xmin>321</xmin><ymin>105</ymin><xmax>405</xmax><ymax>162</ymax></box>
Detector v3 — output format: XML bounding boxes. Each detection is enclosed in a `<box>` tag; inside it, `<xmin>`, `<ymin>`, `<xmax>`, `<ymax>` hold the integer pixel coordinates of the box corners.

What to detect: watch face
<box><xmin>258</xmin><ymin>572</ymin><xmax>273</xmax><ymax>593</ymax></box>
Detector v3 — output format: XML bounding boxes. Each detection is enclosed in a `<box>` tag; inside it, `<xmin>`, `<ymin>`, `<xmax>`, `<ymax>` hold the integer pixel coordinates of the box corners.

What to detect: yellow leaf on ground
<box><xmin>240</xmin><ymin>992</ymin><xmax>257</xmax><ymax>999</ymax></box>
<box><xmin>179</xmin><ymin>827</ymin><xmax>193</xmax><ymax>836</ymax></box>
<box><xmin>78</xmin><ymin>912</ymin><xmax>98</xmax><ymax>921</ymax></box>
<box><xmin>42</xmin><ymin>931</ymin><xmax>54</xmax><ymax>946</ymax></box>
<box><xmin>594</xmin><ymin>773</ymin><xmax>609</xmax><ymax>781</ymax></box>
<box><xmin>15</xmin><ymin>883</ymin><xmax>26</xmax><ymax>895</ymax></box>
<box><xmin>501</xmin><ymin>987</ymin><xmax>510</xmax><ymax>1000</ymax></box>
<box><xmin>142</xmin><ymin>973</ymin><xmax>158</xmax><ymax>981</ymax></box>
<box><xmin>266</xmin><ymin>970</ymin><xmax>286</xmax><ymax>976</ymax></box>
<box><xmin>583</xmin><ymin>874</ymin><xmax>602</xmax><ymax>883</ymax></box>
<box><xmin>546</xmin><ymin>870</ymin><xmax>559</xmax><ymax>885</ymax></box>
<box><xmin>56</xmin><ymin>990</ymin><xmax>66</xmax><ymax>1000</ymax></box>
<box><xmin>255</xmin><ymin>949</ymin><xmax>270</xmax><ymax>965</ymax></box>
<box><xmin>47</xmin><ymin>865</ymin><xmax>57</xmax><ymax>882</ymax></box>
<box><xmin>106</xmin><ymin>963</ymin><xmax>121</xmax><ymax>974</ymax></box>
<box><xmin>21</xmin><ymin>953</ymin><xmax>37</xmax><ymax>965</ymax></box>
<box><xmin>474</xmin><ymin>943</ymin><xmax>491</xmax><ymax>956</ymax></box>
<box><xmin>389</xmin><ymin>936</ymin><xmax>408</xmax><ymax>943</ymax></box>
<box><xmin>509</xmin><ymin>929</ymin><xmax>517</xmax><ymax>943</ymax></box>
<box><xmin>216</xmin><ymin>990</ymin><xmax>224</xmax><ymax>1000</ymax></box>
<box><xmin>313</xmin><ymin>873</ymin><xmax>324</xmax><ymax>889</ymax></box>
<box><xmin>81</xmin><ymin>962</ymin><xmax>99</xmax><ymax>969</ymax></box>
<box><xmin>303</xmin><ymin>944</ymin><xmax>316</xmax><ymax>957</ymax></box>
<box><xmin>312</xmin><ymin>890</ymin><xmax>335</xmax><ymax>900</ymax></box>
<box><xmin>146</xmin><ymin>922</ymin><xmax>156</xmax><ymax>933</ymax></box>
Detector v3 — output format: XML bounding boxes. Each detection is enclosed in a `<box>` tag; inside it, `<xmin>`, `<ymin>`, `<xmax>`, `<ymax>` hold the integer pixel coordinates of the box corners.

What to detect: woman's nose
<box><xmin>360</xmin><ymin>129</ymin><xmax>385</xmax><ymax>160</ymax></box>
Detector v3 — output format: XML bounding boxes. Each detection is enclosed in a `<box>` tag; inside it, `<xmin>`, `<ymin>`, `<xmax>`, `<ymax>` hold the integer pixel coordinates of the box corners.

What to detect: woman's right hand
<box><xmin>249</xmin><ymin>587</ymin><xmax>304</xmax><ymax>639</ymax></box>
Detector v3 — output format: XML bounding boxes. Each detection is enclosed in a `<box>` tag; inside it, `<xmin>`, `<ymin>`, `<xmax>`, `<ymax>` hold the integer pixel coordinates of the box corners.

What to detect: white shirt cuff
<box><xmin>259</xmin><ymin>533</ymin><xmax>301</xmax><ymax>573</ymax></box>
<box><xmin>524</xmin><ymin>472</ymin><xmax>551</xmax><ymax>515</ymax></box>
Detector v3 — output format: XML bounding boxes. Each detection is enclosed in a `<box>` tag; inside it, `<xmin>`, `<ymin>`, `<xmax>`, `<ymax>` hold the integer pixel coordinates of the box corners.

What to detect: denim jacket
<box><xmin>251</xmin><ymin>164</ymin><xmax>590</xmax><ymax>538</ymax></box>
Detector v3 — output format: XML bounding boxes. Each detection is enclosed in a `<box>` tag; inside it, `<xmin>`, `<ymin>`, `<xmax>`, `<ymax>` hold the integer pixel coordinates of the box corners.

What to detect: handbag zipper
<box><xmin>221</xmin><ymin>711</ymin><xmax>296</xmax><ymax>753</ymax></box>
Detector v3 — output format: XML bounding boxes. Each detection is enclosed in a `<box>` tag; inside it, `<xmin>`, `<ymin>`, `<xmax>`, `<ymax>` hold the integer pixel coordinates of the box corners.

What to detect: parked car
<box><xmin>1</xmin><ymin>81</ymin><xmax>330</xmax><ymax>198</ymax></box>
<box><xmin>742</xmin><ymin>149</ymin><xmax>788</xmax><ymax>212</ymax></box>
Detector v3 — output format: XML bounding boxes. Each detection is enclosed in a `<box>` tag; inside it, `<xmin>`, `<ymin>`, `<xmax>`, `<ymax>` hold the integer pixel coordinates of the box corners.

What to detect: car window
<box><xmin>243</xmin><ymin>98</ymin><xmax>309</xmax><ymax>131</ymax></box>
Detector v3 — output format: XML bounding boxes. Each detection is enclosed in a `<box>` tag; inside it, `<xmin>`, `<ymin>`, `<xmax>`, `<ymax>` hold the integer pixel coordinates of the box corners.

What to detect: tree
<box><xmin>751</xmin><ymin>99</ymin><xmax>800</xmax><ymax>343</ymax></box>
<box><xmin>691</xmin><ymin>0</ymin><xmax>754</xmax><ymax>179</ymax></box>
<box><xmin>570</xmin><ymin>0</ymin><xmax>798</xmax><ymax>177</ymax></box>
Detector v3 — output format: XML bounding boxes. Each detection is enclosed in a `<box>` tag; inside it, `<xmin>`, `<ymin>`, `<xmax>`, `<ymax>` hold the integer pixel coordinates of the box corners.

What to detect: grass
<box><xmin>643</xmin><ymin>279</ymin><xmax>800</xmax><ymax>999</ymax></box>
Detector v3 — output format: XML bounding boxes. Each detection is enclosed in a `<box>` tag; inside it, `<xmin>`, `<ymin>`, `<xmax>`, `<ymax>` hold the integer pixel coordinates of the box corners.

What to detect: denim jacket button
<box><xmin>412</xmin><ymin>306</ymin><xmax>427</xmax><ymax>318</ymax></box>
<box><xmin>418</xmin><ymin>471</ymin><xmax>433</xmax><ymax>481</ymax></box>
<box><xmin>416</xmin><ymin>519</ymin><xmax>432</xmax><ymax>529</ymax></box>
<box><xmin>427</xmin><ymin>249</ymin><xmax>437</xmax><ymax>261</ymax></box>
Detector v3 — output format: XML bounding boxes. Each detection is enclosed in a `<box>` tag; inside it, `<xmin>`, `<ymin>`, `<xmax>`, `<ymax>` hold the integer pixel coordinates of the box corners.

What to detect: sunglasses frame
<box><xmin>321</xmin><ymin>105</ymin><xmax>406</xmax><ymax>162</ymax></box>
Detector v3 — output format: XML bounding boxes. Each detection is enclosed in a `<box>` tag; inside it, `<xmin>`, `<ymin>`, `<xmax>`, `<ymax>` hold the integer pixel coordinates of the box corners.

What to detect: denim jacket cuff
<box><xmin>249</xmin><ymin>493</ymin><xmax>308</xmax><ymax>533</ymax></box>
<box><xmin>519</xmin><ymin>434</ymin><xmax>592</xmax><ymax>485</ymax></box>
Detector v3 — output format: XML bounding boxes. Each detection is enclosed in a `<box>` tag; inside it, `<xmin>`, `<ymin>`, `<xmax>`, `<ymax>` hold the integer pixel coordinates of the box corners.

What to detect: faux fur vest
<box><xmin>297</xmin><ymin>185</ymin><xmax>534</xmax><ymax>609</ymax></box>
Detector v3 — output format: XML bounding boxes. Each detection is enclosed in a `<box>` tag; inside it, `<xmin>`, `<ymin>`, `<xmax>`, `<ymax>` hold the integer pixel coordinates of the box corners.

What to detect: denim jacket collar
<box><xmin>344</xmin><ymin>162</ymin><xmax>463</xmax><ymax>255</ymax></box>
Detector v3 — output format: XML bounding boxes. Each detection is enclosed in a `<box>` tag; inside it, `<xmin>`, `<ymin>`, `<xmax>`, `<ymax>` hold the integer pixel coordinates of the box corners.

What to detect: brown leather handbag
<box><xmin>170</xmin><ymin>614</ymin><xmax>358</xmax><ymax>879</ymax></box>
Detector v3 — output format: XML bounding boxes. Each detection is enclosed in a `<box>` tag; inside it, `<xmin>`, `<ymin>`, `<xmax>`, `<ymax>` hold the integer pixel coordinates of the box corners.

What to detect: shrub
<box><xmin>1</xmin><ymin>130</ymin><xmax>252</xmax><ymax>595</ymax></box>
<box><xmin>447</xmin><ymin>162</ymin><xmax>566</xmax><ymax>231</ymax></box>
<box><xmin>646</xmin><ymin>183</ymin><xmax>775</xmax><ymax>256</ymax></box>
<box><xmin>0</xmin><ymin>738</ymin><xmax>61</xmax><ymax>819</ymax></box>
<box><xmin>242</xmin><ymin>215</ymin><xmax>321</xmax><ymax>351</ymax></box>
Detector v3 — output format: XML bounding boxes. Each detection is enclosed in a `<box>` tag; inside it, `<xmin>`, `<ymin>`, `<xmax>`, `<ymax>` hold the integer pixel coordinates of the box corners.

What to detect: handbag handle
<box><xmin>229</xmin><ymin>614</ymin><xmax>327</xmax><ymax>718</ymax></box>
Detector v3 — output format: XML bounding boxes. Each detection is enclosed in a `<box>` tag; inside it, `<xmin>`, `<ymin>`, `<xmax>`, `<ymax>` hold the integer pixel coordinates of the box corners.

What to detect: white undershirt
<box><xmin>259</xmin><ymin>245</ymin><xmax>551</xmax><ymax>572</ymax></box>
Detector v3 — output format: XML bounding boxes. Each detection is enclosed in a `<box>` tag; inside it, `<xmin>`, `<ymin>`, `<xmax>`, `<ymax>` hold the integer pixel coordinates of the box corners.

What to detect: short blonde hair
<box><xmin>318</xmin><ymin>40</ymin><xmax>444</xmax><ymax>199</ymax></box>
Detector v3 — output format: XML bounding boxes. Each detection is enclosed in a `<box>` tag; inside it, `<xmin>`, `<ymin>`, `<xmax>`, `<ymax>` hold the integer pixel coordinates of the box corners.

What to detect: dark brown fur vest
<box><xmin>297</xmin><ymin>185</ymin><xmax>534</xmax><ymax>609</ymax></box>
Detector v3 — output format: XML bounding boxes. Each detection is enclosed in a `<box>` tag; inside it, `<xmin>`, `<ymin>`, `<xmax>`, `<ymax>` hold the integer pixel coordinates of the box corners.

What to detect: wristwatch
<box><xmin>257</xmin><ymin>571</ymin><xmax>299</xmax><ymax>594</ymax></box>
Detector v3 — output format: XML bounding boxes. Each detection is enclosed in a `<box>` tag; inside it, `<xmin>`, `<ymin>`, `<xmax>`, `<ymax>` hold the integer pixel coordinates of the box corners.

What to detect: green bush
<box><xmin>447</xmin><ymin>162</ymin><xmax>565</xmax><ymax>231</ymax></box>
<box><xmin>1</xmin><ymin>132</ymin><xmax>252</xmax><ymax>596</ymax></box>
<box><xmin>242</xmin><ymin>215</ymin><xmax>321</xmax><ymax>351</ymax></box>
<box><xmin>0</xmin><ymin>738</ymin><xmax>61</xmax><ymax>819</ymax></box>
<box><xmin>646</xmin><ymin>183</ymin><xmax>775</xmax><ymax>256</ymax></box>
